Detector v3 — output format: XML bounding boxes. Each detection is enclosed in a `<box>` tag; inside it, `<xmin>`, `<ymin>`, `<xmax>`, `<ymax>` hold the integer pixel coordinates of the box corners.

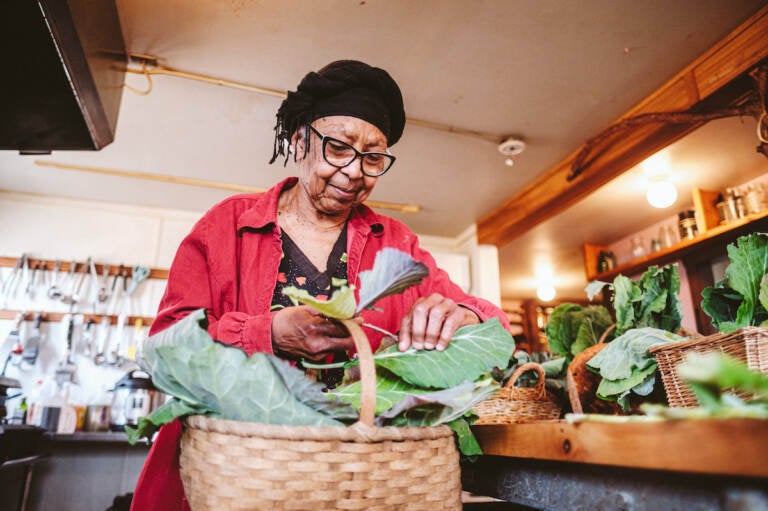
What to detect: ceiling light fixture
<box><xmin>536</xmin><ymin>284</ymin><xmax>556</xmax><ymax>302</ymax></box>
<box><xmin>646</xmin><ymin>176</ymin><xmax>678</xmax><ymax>208</ymax></box>
<box><xmin>641</xmin><ymin>152</ymin><xmax>677</xmax><ymax>209</ymax></box>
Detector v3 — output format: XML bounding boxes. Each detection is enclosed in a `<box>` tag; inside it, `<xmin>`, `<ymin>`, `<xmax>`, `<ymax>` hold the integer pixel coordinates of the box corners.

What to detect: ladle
<box><xmin>48</xmin><ymin>260</ymin><xmax>66</xmax><ymax>300</ymax></box>
<box><xmin>61</xmin><ymin>260</ymin><xmax>88</xmax><ymax>306</ymax></box>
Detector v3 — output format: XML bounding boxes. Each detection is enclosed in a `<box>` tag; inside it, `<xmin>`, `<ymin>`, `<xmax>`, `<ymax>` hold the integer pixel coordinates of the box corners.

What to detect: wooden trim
<box><xmin>477</xmin><ymin>5</ymin><xmax>768</xmax><ymax>247</ymax></box>
<box><xmin>473</xmin><ymin>419</ymin><xmax>768</xmax><ymax>478</ymax></box>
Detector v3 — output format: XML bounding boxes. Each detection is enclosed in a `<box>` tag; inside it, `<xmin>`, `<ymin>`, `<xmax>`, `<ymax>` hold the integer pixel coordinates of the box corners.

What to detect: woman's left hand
<box><xmin>397</xmin><ymin>293</ymin><xmax>480</xmax><ymax>352</ymax></box>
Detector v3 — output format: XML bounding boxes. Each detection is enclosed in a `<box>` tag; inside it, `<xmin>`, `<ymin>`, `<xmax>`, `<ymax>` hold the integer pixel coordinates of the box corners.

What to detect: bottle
<box><xmin>597</xmin><ymin>251</ymin><xmax>609</xmax><ymax>273</ymax></box>
<box><xmin>631</xmin><ymin>236</ymin><xmax>646</xmax><ymax>259</ymax></box>
<box><xmin>25</xmin><ymin>379</ymin><xmax>44</xmax><ymax>426</ymax></box>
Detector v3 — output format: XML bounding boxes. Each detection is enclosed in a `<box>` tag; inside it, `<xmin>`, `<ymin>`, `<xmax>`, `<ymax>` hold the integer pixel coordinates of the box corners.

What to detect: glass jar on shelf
<box><xmin>678</xmin><ymin>210</ymin><xmax>698</xmax><ymax>240</ymax></box>
<box><xmin>745</xmin><ymin>183</ymin><xmax>768</xmax><ymax>215</ymax></box>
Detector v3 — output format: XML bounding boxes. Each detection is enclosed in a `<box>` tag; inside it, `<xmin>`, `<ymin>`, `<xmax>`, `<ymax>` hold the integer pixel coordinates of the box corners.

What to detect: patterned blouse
<box><xmin>271</xmin><ymin>224</ymin><xmax>349</xmax><ymax>388</ymax></box>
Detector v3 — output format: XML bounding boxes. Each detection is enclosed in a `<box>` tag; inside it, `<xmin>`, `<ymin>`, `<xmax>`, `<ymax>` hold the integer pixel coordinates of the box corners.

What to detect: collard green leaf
<box><xmin>126</xmin><ymin>398</ymin><xmax>211</xmax><ymax>445</ymax></box>
<box><xmin>137</xmin><ymin>308</ymin><xmax>353</xmax><ymax>442</ymax></box>
<box><xmin>596</xmin><ymin>363</ymin><xmax>657</xmax><ymax>401</ymax></box>
<box><xmin>726</xmin><ymin>234</ymin><xmax>768</xmax><ymax>317</ymax></box>
<box><xmin>282</xmin><ymin>285</ymin><xmax>357</xmax><ymax>319</ymax></box>
<box><xmin>587</xmin><ymin>327</ymin><xmax>683</xmax><ymax>381</ymax></box>
<box><xmin>372</xmin><ymin>318</ymin><xmax>515</xmax><ymax>389</ymax></box>
<box><xmin>356</xmin><ymin>248</ymin><xmax>429</xmax><ymax>313</ymax></box>
<box><xmin>545</xmin><ymin>303</ymin><xmax>613</xmax><ymax>362</ymax></box>
<box><xmin>702</xmin><ymin>234</ymin><xmax>768</xmax><ymax>332</ymax></box>
<box><xmin>760</xmin><ymin>274</ymin><xmax>768</xmax><ymax>314</ymax></box>
<box><xmin>701</xmin><ymin>281</ymin><xmax>745</xmax><ymax>333</ymax></box>
<box><xmin>545</xmin><ymin>303</ymin><xmax>581</xmax><ymax>359</ymax></box>
<box><xmin>585</xmin><ymin>280</ymin><xmax>610</xmax><ymax>301</ymax></box>
<box><xmin>613</xmin><ymin>274</ymin><xmax>639</xmax><ymax>335</ymax></box>
<box><xmin>446</xmin><ymin>417</ymin><xmax>483</xmax><ymax>456</ymax></box>
<box><xmin>375</xmin><ymin>376</ymin><xmax>498</xmax><ymax>426</ymax></box>
<box><xmin>612</xmin><ymin>265</ymin><xmax>682</xmax><ymax>335</ymax></box>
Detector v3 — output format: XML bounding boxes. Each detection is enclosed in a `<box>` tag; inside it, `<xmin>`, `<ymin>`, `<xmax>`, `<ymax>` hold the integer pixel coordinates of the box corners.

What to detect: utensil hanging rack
<box><xmin>0</xmin><ymin>309</ymin><xmax>154</xmax><ymax>326</ymax></box>
<box><xmin>0</xmin><ymin>256</ymin><xmax>169</xmax><ymax>280</ymax></box>
<box><xmin>0</xmin><ymin>255</ymin><xmax>167</xmax><ymax>325</ymax></box>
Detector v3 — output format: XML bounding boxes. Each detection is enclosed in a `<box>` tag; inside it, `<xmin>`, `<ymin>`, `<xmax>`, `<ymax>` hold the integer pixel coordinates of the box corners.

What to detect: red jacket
<box><xmin>130</xmin><ymin>177</ymin><xmax>509</xmax><ymax>511</ymax></box>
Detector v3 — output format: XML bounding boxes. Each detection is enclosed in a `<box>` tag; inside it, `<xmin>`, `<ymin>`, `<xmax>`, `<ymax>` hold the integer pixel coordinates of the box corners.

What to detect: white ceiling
<box><xmin>1</xmin><ymin>0</ymin><xmax>767</xmax><ymax>301</ymax></box>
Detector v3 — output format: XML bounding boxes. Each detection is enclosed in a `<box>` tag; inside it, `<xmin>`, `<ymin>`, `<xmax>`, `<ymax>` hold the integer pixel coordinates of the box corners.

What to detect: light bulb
<box><xmin>536</xmin><ymin>284</ymin><xmax>556</xmax><ymax>302</ymax></box>
<box><xmin>504</xmin><ymin>157</ymin><xmax>515</xmax><ymax>167</ymax></box>
<box><xmin>646</xmin><ymin>179</ymin><xmax>678</xmax><ymax>208</ymax></box>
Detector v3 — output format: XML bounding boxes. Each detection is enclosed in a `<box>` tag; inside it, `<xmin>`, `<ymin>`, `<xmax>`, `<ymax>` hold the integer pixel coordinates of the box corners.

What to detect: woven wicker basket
<box><xmin>472</xmin><ymin>362</ymin><xmax>561</xmax><ymax>424</ymax></box>
<box><xmin>649</xmin><ymin>326</ymin><xmax>768</xmax><ymax>408</ymax></box>
<box><xmin>179</xmin><ymin>319</ymin><xmax>462</xmax><ymax>511</ymax></box>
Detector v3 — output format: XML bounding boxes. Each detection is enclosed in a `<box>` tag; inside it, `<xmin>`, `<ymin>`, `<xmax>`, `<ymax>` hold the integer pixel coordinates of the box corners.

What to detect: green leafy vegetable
<box><xmin>130</xmin><ymin>310</ymin><xmax>358</xmax><ymax>442</ymax></box>
<box><xmin>586</xmin><ymin>327</ymin><xmax>686</xmax><ymax>411</ymax></box>
<box><xmin>356</xmin><ymin>247</ymin><xmax>429</xmax><ymax>313</ymax></box>
<box><xmin>701</xmin><ymin>233</ymin><xmax>768</xmax><ymax>333</ymax></box>
<box><xmin>282</xmin><ymin>285</ymin><xmax>357</xmax><ymax>319</ymax></box>
<box><xmin>545</xmin><ymin>303</ymin><xmax>614</xmax><ymax>362</ymax></box>
<box><xmin>370</xmin><ymin>318</ymin><xmax>514</xmax><ymax>389</ymax></box>
<box><xmin>613</xmin><ymin>265</ymin><xmax>682</xmax><ymax>336</ymax></box>
<box><xmin>446</xmin><ymin>417</ymin><xmax>483</xmax><ymax>457</ymax></box>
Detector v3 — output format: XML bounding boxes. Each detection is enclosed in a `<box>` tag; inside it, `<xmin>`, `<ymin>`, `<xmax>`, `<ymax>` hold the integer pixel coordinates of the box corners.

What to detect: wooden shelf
<box><xmin>584</xmin><ymin>208</ymin><xmax>768</xmax><ymax>282</ymax></box>
<box><xmin>473</xmin><ymin>418</ymin><xmax>768</xmax><ymax>478</ymax></box>
<box><xmin>0</xmin><ymin>256</ymin><xmax>169</xmax><ymax>280</ymax></box>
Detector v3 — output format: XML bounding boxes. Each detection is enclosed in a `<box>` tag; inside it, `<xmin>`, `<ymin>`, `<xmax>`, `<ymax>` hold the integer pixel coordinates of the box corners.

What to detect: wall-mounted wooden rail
<box><xmin>0</xmin><ymin>256</ymin><xmax>169</xmax><ymax>280</ymax></box>
<box><xmin>0</xmin><ymin>309</ymin><xmax>155</xmax><ymax>326</ymax></box>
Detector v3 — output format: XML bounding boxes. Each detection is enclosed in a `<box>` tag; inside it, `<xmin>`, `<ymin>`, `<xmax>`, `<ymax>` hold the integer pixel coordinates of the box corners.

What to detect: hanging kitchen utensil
<box><xmin>79</xmin><ymin>317</ymin><xmax>95</xmax><ymax>356</ymax></box>
<box><xmin>61</xmin><ymin>260</ymin><xmax>89</xmax><ymax>308</ymax></box>
<box><xmin>93</xmin><ymin>316</ymin><xmax>111</xmax><ymax>366</ymax></box>
<box><xmin>47</xmin><ymin>259</ymin><xmax>63</xmax><ymax>300</ymax></box>
<box><xmin>88</xmin><ymin>258</ymin><xmax>101</xmax><ymax>312</ymax></box>
<box><xmin>2</xmin><ymin>254</ymin><xmax>27</xmax><ymax>306</ymax></box>
<box><xmin>58</xmin><ymin>260</ymin><xmax>77</xmax><ymax>303</ymax></box>
<box><xmin>105</xmin><ymin>264</ymin><xmax>125</xmax><ymax>315</ymax></box>
<box><xmin>98</xmin><ymin>264</ymin><xmax>111</xmax><ymax>303</ymax></box>
<box><xmin>54</xmin><ymin>314</ymin><xmax>78</xmax><ymax>387</ymax></box>
<box><xmin>126</xmin><ymin>265</ymin><xmax>150</xmax><ymax>295</ymax></box>
<box><xmin>109</xmin><ymin>311</ymin><xmax>128</xmax><ymax>365</ymax></box>
<box><xmin>25</xmin><ymin>261</ymin><xmax>41</xmax><ymax>300</ymax></box>
<box><xmin>3</xmin><ymin>312</ymin><xmax>26</xmax><ymax>368</ymax></box>
<box><xmin>21</xmin><ymin>312</ymin><xmax>44</xmax><ymax>366</ymax></box>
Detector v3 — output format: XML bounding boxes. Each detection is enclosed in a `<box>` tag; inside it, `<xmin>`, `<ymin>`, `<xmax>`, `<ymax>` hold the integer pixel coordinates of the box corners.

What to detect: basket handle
<box><xmin>597</xmin><ymin>323</ymin><xmax>616</xmax><ymax>344</ymax></box>
<box><xmin>340</xmin><ymin>318</ymin><xmax>376</xmax><ymax>427</ymax></box>
<box><xmin>505</xmin><ymin>362</ymin><xmax>546</xmax><ymax>397</ymax></box>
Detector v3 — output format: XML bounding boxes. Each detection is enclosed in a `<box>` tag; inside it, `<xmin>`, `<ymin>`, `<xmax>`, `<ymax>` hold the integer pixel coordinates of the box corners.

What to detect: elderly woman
<box><xmin>130</xmin><ymin>60</ymin><xmax>509</xmax><ymax>511</ymax></box>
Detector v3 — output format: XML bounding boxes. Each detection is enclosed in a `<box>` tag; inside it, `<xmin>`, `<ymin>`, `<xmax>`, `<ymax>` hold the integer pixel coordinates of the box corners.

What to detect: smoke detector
<box><xmin>497</xmin><ymin>136</ymin><xmax>526</xmax><ymax>166</ymax></box>
<box><xmin>498</xmin><ymin>137</ymin><xmax>526</xmax><ymax>156</ymax></box>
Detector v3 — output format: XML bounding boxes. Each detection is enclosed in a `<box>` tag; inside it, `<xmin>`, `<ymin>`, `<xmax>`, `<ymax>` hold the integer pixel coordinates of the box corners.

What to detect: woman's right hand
<box><xmin>270</xmin><ymin>305</ymin><xmax>356</xmax><ymax>361</ymax></box>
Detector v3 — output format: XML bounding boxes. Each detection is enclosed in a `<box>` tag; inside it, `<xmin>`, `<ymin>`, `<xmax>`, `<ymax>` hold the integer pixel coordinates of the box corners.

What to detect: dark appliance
<box><xmin>0</xmin><ymin>0</ymin><xmax>127</xmax><ymax>152</ymax></box>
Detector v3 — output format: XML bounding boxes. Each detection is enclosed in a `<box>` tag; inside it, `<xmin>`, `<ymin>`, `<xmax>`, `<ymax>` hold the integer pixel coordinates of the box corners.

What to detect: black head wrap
<box><xmin>270</xmin><ymin>60</ymin><xmax>406</xmax><ymax>165</ymax></box>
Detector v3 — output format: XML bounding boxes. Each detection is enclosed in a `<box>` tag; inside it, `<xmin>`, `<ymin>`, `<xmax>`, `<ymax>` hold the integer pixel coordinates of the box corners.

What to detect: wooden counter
<box><xmin>473</xmin><ymin>418</ymin><xmax>768</xmax><ymax>478</ymax></box>
<box><xmin>465</xmin><ymin>418</ymin><xmax>768</xmax><ymax>510</ymax></box>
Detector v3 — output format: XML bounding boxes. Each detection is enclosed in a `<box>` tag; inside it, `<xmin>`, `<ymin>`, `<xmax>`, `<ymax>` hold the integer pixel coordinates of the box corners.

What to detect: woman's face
<box><xmin>294</xmin><ymin>116</ymin><xmax>387</xmax><ymax>218</ymax></box>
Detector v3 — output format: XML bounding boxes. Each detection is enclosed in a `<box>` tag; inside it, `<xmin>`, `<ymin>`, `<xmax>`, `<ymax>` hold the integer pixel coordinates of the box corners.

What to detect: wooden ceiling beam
<box><xmin>477</xmin><ymin>4</ymin><xmax>768</xmax><ymax>247</ymax></box>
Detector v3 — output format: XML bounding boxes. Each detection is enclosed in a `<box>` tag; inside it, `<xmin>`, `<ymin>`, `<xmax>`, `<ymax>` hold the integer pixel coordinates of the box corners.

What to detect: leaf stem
<box><xmin>362</xmin><ymin>322</ymin><xmax>398</xmax><ymax>341</ymax></box>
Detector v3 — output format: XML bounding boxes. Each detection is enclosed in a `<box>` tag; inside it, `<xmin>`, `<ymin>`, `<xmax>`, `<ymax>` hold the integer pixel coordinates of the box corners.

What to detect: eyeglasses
<box><xmin>308</xmin><ymin>125</ymin><xmax>396</xmax><ymax>177</ymax></box>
